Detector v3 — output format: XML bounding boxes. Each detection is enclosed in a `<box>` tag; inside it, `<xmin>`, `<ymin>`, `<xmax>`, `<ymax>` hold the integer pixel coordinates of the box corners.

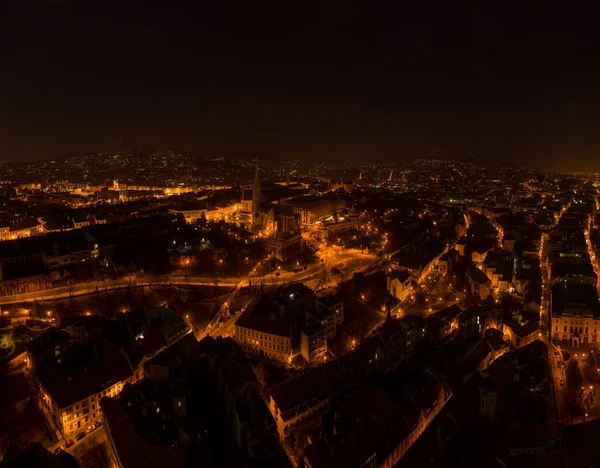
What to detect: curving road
<box><xmin>0</xmin><ymin>250</ymin><xmax>376</xmax><ymax>306</ymax></box>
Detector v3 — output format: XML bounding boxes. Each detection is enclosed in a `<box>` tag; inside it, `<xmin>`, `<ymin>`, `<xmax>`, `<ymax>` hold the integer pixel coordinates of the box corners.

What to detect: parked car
<box><xmin>76</xmin><ymin>432</ymin><xmax>86</xmax><ymax>441</ymax></box>
<box><xmin>53</xmin><ymin>447</ymin><xmax>62</xmax><ymax>455</ymax></box>
<box><xmin>65</xmin><ymin>440</ymin><xmax>74</xmax><ymax>448</ymax></box>
<box><xmin>86</xmin><ymin>425</ymin><xmax>95</xmax><ymax>433</ymax></box>
<box><xmin>95</xmin><ymin>420</ymin><xmax>103</xmax><ymax>428</ymax></box>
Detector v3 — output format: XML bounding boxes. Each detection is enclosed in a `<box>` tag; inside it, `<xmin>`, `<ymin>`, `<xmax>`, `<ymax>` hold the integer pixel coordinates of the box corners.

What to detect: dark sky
<box><xmin>1</xmin><ymin>1</ymin><xmax>599</xmax><ymax>169</ymax></box>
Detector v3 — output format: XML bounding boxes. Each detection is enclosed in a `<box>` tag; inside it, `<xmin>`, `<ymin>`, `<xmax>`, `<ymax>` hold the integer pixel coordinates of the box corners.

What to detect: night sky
<box><xmin>1</xmin><ymin>1</ymin><xmax>599</xmax><ymax>169</ymax></box>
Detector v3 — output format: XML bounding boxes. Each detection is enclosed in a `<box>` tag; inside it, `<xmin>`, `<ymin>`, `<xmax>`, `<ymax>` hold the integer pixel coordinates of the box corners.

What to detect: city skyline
<box><xmin>0</xmin><ymin>157</ymin><xmax>598</xmax><ymax>466</ymax></box>
<box><xmin>3</xmin><ymin>3</ymin><xmax>600</xmax><ymax>467</ymax></box>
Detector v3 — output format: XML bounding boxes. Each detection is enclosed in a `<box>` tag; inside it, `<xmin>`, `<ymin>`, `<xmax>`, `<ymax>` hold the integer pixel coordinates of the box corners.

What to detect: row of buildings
<box><xmin>549</xmin><ymin>200</ymin><xmax>600</xmax><ymax>347</ymax></box>
<box><xmin>234</xmin><ymin>283</ymin><xmax>344</xmax><ymax>364</ymax></box>
<box><xmin>26</xmin><ymin>307</ymin><xmax>191</xmax><ymax>441</ymax></box>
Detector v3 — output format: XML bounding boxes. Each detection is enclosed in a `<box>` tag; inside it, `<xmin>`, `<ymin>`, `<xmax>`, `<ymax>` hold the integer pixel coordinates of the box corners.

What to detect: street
<box><xmin>65</xmin><ymin>426</ymin><xmax>107</xmax><ymax>459</ymax></box>
<box><xmin>548</xmin><ymin>343</ymin><xmax>568</xmax><ymax>423</ymax></box>
<box><xmin>0</xmin><ymin>249</ymin><xmax>376</xmax><ymax>308</ymax></box>
<box><xmin>395</xmin><ymin>270</ymin><xmax>464</xmax><ymax>317</ymax></box>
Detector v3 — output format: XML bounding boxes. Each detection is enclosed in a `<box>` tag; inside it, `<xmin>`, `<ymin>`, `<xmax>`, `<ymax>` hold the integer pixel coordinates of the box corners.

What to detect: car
<box><xmin>65</xmin><ymin>440</ymin><xmax>74</xmax><ymax>448</ymax></box>
<box><xmin>95</xmin><ymin>420</ymin><xmax>103</xmax><ymax>428</ymax></box>
<box><xmin>554</xmin><ymin>351</ymin><xmax>560</xmax><ymax>358</ymax></box>
<box><xmin>560</xmin><ymin>379</ymin><xmax>564</xmax><ymax>387</ymax></box>
<box><xmin>86</xmin><ymin>425</ymin><xmax>95</xmax><ymax>433</ymax></box>
<box><xmin>76</xmin><ymin>432</ymin><xmax>86</xmax><ymax>441</ymax></box>
<box><xmin>53</xmin><ymin>447</ymin><xmax>62</xmax><ymax>455</ymax></box>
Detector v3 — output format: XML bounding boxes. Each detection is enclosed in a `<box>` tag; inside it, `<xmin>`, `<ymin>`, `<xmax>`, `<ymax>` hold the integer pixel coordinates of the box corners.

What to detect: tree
<box><xmin>212</xmin><ymin>276</ymin><xmax>220</xmax><ymax>297</ymax></box>
<box><xmin>198</xmin><ymin>211</ymin><xmax>207</xmax><ymax>228</ymax></box>
<box><xmin>67</xmin><ymin>280</ymin><xmax>75</xmax><ymax>310</ymax></box>
<box><xmin>125</xmin><ymin>265</ymin><xmax>137</xmax><ymax>296</ymax></box>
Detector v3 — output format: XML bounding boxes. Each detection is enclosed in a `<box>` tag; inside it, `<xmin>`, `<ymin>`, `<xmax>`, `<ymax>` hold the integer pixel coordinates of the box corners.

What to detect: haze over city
<box><xmin>2</xmin><ymin>2</ymin><xmax>600</xmax><ymax>468</ymax></box>
<box><xmin>2</xmin><ymin>1</ymin><xmax>600</xmax><ymax>170</ymax></box>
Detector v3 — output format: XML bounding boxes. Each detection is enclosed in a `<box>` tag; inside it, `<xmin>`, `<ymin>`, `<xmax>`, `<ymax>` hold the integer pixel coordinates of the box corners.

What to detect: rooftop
<box><xmin>101</xmin><ymin>389</ymin><xmax>187</xmax><ymax>468</ymax></box>
<box><xmin>316</xmin><ymin>294</ymin><xmax>342</xmax><ymax>309</ymax></box>
<box><xmin>235</xmin><ymin>308</ymin><xmax>293</xmax><ymax>337</ymax></box>
<box><xmin>388</xmin><ymin>269</ymin><xmax>411</xmax><ymax>283</ymax></box>
<box><xmin>36</xmin><ymin>341</ymin><xmax>133</xmax><ymax>408</ymax></box>
<box><xmin>551</xmin><ymin>283</ymin><xmax>600</xmax><ymax>318</ymax></box>
<box><xmin>24</xmin><ymin>326</ymin><xmax>70</xmax><ymax>356</ymax></box>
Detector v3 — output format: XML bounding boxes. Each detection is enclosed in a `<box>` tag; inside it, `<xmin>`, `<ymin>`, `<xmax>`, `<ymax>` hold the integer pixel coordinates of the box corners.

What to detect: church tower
<box><xmin>252</xmin><ymin>166</ymin><xmax>261</xmax><ymax>225</ymax></box>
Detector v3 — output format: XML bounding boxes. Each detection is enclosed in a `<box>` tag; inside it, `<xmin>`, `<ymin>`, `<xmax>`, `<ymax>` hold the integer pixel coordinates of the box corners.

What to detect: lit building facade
<box><xmin>551</xmin><ymin>283</ymin><xmax>600</xmax><ymax>347</ymax></box>
<box><xmin>282</xmin><ymin>195</ymin><xmax>347</xmax><ymax>225</ymax></box>
<box><xmin>234</xmin><ymin>319</ymin><xmax>293</xmax><ymax>363</ymax></box>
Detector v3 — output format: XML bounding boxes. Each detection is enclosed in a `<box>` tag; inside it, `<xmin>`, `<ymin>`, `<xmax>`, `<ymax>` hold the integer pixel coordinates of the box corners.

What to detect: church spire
<box><xmin>254</xmin><ymin>165</ymin><xmax>260</xmax><ymax>188</ymax></box>
<box><xmin>252</xmin><ymin>166</ymin><xmax>261</xmax><ymax>226</ymax></box>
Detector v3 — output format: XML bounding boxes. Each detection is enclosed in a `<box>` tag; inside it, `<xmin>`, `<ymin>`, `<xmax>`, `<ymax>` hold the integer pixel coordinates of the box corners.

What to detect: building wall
<box><xmin>551</xmin><ymin>274</ymin><xmax>597</xmax><ymax>287</ymax></box>
<box><xmin>479</xmin><ymin>388</ymin><xmax>498</xmax><ymax>420</ymax></box>
<box><xmin>503</xmin><ymin>324</ymin><xmax>539</xmax><ymax>349</ymax></box>
<box><xmin>316</xmin><ymin>218</ymin><xmax>359</xmax><ymax>240</ymax></box>
<box><xmin>264</xmin><ymin>233</ymin><xmax>301</xmax><ymax>262</ymax></box>
<box><xmin>268</xmin><ymin>395</ymin><xmax>329</xmax><ymax>439</ymax></box>
<box><xmin>0</xmin><ymin>274</ymin><xmax>51</xmax><ymax>297</ymax></box>
<box><xmin>240</xmin><ymin>199</ymin><xmax>253</xmax><ymax>213</ymax></box>
<box><xmin>387</xmin><ymin>276</ymin><xmax>411</xmax><ymax>301</ymax></box>
<box><xmin>282</xmin><ymin>199</ymin><xmax>346</xmax><ymax>225</ymax></box>
<box><xmin>300</xmin><ymin>329</ymin><xmax>327</xmax><ymax>363</ymax></box>
<box><xmin>207</xmin><ymin>203</ymin><xmax>240</xmax><ymax>222</ymax></box>
<box><xmin>314</xmin><ymin>301</ymin><xmax>344</xmax><ymax>340</ymax></box>
<box><xmin>438</xmin><ymin>260</ymin><xmax>448</xmax><ymax>276</ymax></box>
<box><xmin>234</xmin><ymin>325</ymin><xmax>292</xmax><ymax>362</ymax></box>
<box><xmin>552</xmin><ymin>315</ymin><xmax>600</xmax><ymax>346</ymax></box>
<box><xmin>380</xmin><ymin>386</ymin><xmax>452</xmax><ymax>468</ymax></box>
<box><xmin>33</xmin><ymin>377</ymin><xmax>128</xmax><ymax>439</ymax></box>
<box><xmin>103</xmin><ymin>412</ymin><xmax>123</xmax><ymax>468</ymax></box>
<box><xmin>8</xmin><ymin>224</ymin><xmax>44</xmax><ymax>240</ymax></box>
<box><xmin>466</xmin><ymin>272</ymin><xmax>491</xmax><ymax>300</ymax></box>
